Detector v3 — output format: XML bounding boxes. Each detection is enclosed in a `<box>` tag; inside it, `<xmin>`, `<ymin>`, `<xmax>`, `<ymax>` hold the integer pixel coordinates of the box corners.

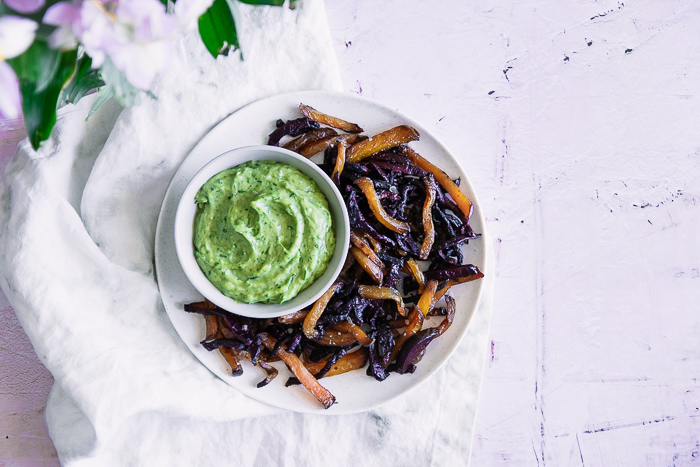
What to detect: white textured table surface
<box><xmin>2</xmin><ymin>1</ymin><xmax>700</xmax><ymax>465</ymax></box>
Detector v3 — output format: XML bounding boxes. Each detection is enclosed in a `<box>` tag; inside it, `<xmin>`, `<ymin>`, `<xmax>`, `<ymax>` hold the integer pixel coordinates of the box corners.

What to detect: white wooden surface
<box><xmin>2</xmin><ymin>0</ymin><xmax>700</xmax><ymax>464</ymax></box>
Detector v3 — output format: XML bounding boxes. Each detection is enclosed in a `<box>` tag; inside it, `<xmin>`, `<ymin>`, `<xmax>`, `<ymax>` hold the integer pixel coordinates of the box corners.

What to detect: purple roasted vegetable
<box><xmin>395</xmin><ymin>328</ymin><xmax>440</xmax><ymax>374</ymax></box>
<box><xmin>267</xmin><ymin>117</ymin><xmax>320</xmax><ymax>146</ymax></box>
<box><xmin>200</xmin><ymin>338</ymin><xmax>248</xmax><ymax>352</ymax></box>
<box><xmin>424</xmin><ymin>264</ymin><xmax>483</xmax><ymax>282</ymax></box>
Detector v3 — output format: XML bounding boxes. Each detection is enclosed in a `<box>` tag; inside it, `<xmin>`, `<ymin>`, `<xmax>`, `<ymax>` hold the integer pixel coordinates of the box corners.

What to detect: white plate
<box><xmin>154</xmin><ymin>90</ymin><xmax>487</xmax><ymax>414</ymax></box>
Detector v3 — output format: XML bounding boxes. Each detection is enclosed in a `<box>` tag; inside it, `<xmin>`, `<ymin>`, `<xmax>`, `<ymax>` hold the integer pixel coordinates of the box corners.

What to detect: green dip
<box><xmin>193</xmin><ymin>160</ymin><xmax>335</xmax><ymax>304</ymax></box>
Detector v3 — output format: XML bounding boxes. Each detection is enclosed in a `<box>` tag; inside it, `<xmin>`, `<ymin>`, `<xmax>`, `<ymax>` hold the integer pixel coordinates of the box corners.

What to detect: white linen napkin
<box><xmin>0</xmin><ymin>1</ymin><xmax>494</xmax><ymax>464</ymax></box>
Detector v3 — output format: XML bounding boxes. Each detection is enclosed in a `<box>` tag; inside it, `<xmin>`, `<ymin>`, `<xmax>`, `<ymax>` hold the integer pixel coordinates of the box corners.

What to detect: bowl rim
<box><xmin>173</xmin><ymin>145</ymin><xmax>350</xmax><ymax>318</ymax></box>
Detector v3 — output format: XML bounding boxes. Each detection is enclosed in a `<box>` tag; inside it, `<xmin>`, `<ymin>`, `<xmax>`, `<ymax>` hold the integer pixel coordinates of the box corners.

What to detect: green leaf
<box><xmin>7</xmin><ymin>40</ymin><xmax>59</xmax><ymax>88</ymax></box>
<box><xmin>12</xmin><ymin>46</ymin><xmax>78</xmax><ymax>150</ymax></box>
<box><xmin>198</xmin><ymin>0</ymin><xmax>239</xmax><ymax>58</ymax></box>
<box><xmin>87</xmin><ymin>85</ymin><xmax>115</xmax><ymax>120</ymax></box>
<box><xmin>238</xmin><ymin>0</ymin><xmax>284</xmax><ymax>5</ymax></box>
<box><xmin>99</xmin><ymin>57</ymin><xmax>142</xmax><ymax>107</ymax></box>
<box><xmin>59</xmin><ymin>54</ymin><xmax>105</xmax><ymax>107</ymax></box>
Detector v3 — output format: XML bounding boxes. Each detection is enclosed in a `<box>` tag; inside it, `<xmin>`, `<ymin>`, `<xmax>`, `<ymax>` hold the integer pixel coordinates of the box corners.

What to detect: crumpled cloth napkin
<box><xmin>0</xmin><ymin>1</ymin><xmax>494</xmax><ymax>465</ymax></box>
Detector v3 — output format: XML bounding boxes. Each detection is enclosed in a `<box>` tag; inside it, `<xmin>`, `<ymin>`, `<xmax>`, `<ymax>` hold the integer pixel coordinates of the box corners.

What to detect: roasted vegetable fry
<box><xmin>423</xmin><ymin>264</ymin><xmax>484</xmax><ymax>282</ymax></box>
<box><xmin>204</xmin><ymin>314</ymin><xmax>219</xmax><ymax>341</ymax></box>
<box><xmin>346</xmin><ymin>125</ymin><xmax>420</xmax><ymax>162</ymax></box>
<box><xmin>333</xmin><ymin>321</ymin><xmax>374</xmax><ymax>346</ymax></box>
<box><xmin>354</xmin><ymin>177</ymin><xmax>410</xmax><ymax>234</ymax></box>
<box><xmin>331</xmin><ymin>137</ymin><xmax>347</xmax><ymax>185</ymax></box>
<box><xmin>219</xmin><ymin>346</ymin><xmax>244</xmax><ymax>377</ymax></box>
<box><xmin>283</xmin><ymin>127</ymin><xmax>338</xmax><ymax>153</ymax></box>
<box><xmin>260</xmin><ymin>333</ymin><xmax>335</xmax><ymax>409</ymax></box>
<box><xmin>299</xmin><ymin>134</ymin><xmax>366</xmax><ymax>158</ymax></box>
<box><xmin>435</xmin><ymin>295</ymin><xmax>456</xmax><ymax>336</ymax></box>
<box><xmin>267</xmin><ymin>117</ymin><xmax>320</xmax><ymax>146</ymax></box>
<box><xmin>395</xmin><ymin>327</ymin><xmax>439</xmax><ymax>374</ymax></box>
<box><xmin>416</xmin><ymin>279</ymin><xmax>439</xmax><ymax>316</ymax></box>
<box><xmin>350</xmin><ymin>246</ymin><xmax>384</xmax><ymax>284</ymax></box>
<box><xmin>323</xmin><ymin>347</ymin><xmax>368</xmax><ymax>377</ymax></box>
<box><xmin>303</xmin><ymin>281</ymin><xmax>343</xmax><ymax>339</ymax></box>
<box><xmin>357</xmin><ymin>284</ymin><xmax>407</xmax><ymax>317</ymax></box>
<box><xmin>398</xmin><ymin>145</ymin><xmax>473</xmax><ymax>221</ymax></box>
<box><xmin>403</xmin><ymin>258</ymin><xmax>426</xmax><ymax>294</ymax></box>
<box><xmin>314</xmin><ymin>326</ymin><xmax>358</xmax><ymax>347</ymax></box>
<box><xmin>389</xmin><ymin>308</ymin><xmax>424</xmax><ymax>364</ymax></box>
<box><xmin>300</xmin><ymin>104</ymin><xmax>363</xmax><ymax>133</ymax></box>
<box><xmin>278</xmin><ymin>309</ymin><xmax>309</xmax><ymax>324</ymax></box>
<box><xmin>420</xmin><ymin>176</ymin><xmax>438</xmax><ymax>259</ymax></box>
<box><xmin>350</xmin><ymin>230</ymin><xmax>384</xmax><ymax>272</ymax></box>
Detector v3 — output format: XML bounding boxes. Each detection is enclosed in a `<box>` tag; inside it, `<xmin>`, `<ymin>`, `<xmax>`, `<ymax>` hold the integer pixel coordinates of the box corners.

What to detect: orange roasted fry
<box><xmin>433</xmin><ymin>280</ymin><xmax>456</xmax><ymax>303</ymax></box>
<box><xmin>324</xmin><ymin>347</ymin><xmax>369</xmax><ymax>377</ymax></box>
<box><xmin>350</xmin><ymin>230</ymin><xmax>385</xmax><ymax>272</ymax></box>
<box><xmin>219</xmin><ymin>346</ymin><xmax>243</xmax><ymax>376</ymax></box>
<box><xmin>350</xmin><ymin>246</ymin><xmax>384</xmax><ymax>284</ymax></box>
<box><xmin>303</xmin><ymin>347</ymin><xmax>369</xmax><ymax>377</ymax></box>
<box><xmin>260</xmin><ymin>333</ymin><xmax>335</xmax><ymax>409</ymax></box>
<box><xmin>303</xmin><ymin>281</ymin><xmax>343</xmax><ymax>339</ymax></box>
<box><xmin>389</xmin><ymin>308</ymin><xmax>424</xmax><ymax>364</ymax></box>
<box><xmin>398</xmin><ymin>146</ymin><xmax>473</xmax><ymax>221</ymax></box>
<box><xmin>435</xmin><ymin>295</ymin><xmax>456</xmax><ymax>336</ymax></box>
<box><xmin>433</xmin><ymin>271</ymin><xmax>486</xmax><ymax>303</ymax></box>
<box><xmin>346</xmin><ymin>125</ymin><xmax>420</xmax><ymax>162</ymax></box>
<box><xmin>314</xmin><ymin>327</ymin><xmax>358</xmax><ymax>347</ymax></box>
<box><xmin>331</xmin><ymin>137</ymin><xmax>347</xmax><ymax>185</ymax></box>
<box><xmin>362</xmin><ymin>232</ymin><xmax>383</xmax><ymax>253</ymax></box>
<box><xmin>420</xmin><ymin>176</ymin><xmax>438</xmax><ymax>259</ymax></box>
<box><xmin>299</xmin><ymin>134</ymin><xmax>367</xmax><ymax>158</ymax></box>
<box><xmin>300</xmin><ymin>104</ymin><xmax>364</xmax><ymax>133</ymax></box>
<box><xmin>354</xmin><ymin>177</ymin><xmax>410</xmax><ymax>234</ymax></box>
<box><xmin>283</xmin><ymin>127</ymin><xmax>338</xmax><ymax>153</ymax></box>
<box><xmin>333</xmin><ymin>321</ymin><xmax>374</xmax><ymax>346</ymax></box>
<box><xmin>357</xmin><ymin>284</ymin><xmax>407</xmax><ymax>317</ymax></box>
<box><xmin>403</xmin><ymin>257</ymin><xmax>426</xmax><ymax>294</ymax></box>
<box><xmin>299</xmin><ymin>135</ymin><xmax>338</xmax><ymax>158</ymax></box>
<box><xmin>416</xmin><ymin>279</ymin><xmax>439</xmax><ymax>316</ymax></box>
<box><xmin>278</xmin><ymin>308</ymin><xmax>309</xmax><ymax>324</ymax></box>
<box><xmin>204</xmin><ymin>314</ymin><xmax>219</xmax><ymax>341</ymax></box>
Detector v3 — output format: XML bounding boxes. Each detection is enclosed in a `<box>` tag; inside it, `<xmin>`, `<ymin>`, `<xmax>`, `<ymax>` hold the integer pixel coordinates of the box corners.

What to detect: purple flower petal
<box><xmin>4</xmin><ymin>0</ymin><xmax>45</xmax><ymax>14</ymax></box>
<box><xmin>43</xmin><ymin>2</ymin><xmax>80</xmax><ymax>26</ymax></box>
<box><xmin>0</xmin><ymin>16</ymin><xmax>37</xmax><ymax>59</ymax></box>
<box><xmin>0</xmin><ymin>61</ymin><xmax>21</xmax><ymax>119</ymax></box>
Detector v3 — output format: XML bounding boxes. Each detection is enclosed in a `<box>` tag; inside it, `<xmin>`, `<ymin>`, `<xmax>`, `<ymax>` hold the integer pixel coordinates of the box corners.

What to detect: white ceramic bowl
<box><xmin>174</xmin><ymin>145</ymin><xmax>350</xmax><ymax>318</ymax></box>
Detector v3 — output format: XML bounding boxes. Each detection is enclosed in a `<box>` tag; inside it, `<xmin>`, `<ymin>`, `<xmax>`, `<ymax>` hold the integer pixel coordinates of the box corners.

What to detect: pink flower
<box><xmin>0</xmin><ymin>16</ymin><xmax>37</xmax><ymax>119</ymax></box>
<box><xmin>43</xmin><ymin>0</ymin><xmax>216</xmax><ymax>91</ymax></box>
<box><xmin>43</xmin><ymin>1</ymin><xmax>82</xmax><ymax>50</ymax></box>
<box><xmin>79</xmin><ymin>0</ymin><xmax>179</xmax><ymax>90</ymax></box>
<box><xmin>3</xmin><ymin>0</ymin><xmax>45</xmax><ymax>14</ymax></box>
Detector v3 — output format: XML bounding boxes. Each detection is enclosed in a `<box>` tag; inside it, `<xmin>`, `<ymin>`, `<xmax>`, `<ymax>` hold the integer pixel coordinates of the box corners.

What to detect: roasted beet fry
<box><xmin>267</xmin><ymin>117</ymin><xmax>320</xmax><ymax>146</ymax></box>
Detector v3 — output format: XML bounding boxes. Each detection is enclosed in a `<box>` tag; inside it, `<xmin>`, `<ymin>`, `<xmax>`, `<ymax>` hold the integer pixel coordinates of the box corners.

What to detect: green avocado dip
<box><xmin>193</xmin><ymin>160</ymin><xmax>335</xmax><ymax>304</ymax></box>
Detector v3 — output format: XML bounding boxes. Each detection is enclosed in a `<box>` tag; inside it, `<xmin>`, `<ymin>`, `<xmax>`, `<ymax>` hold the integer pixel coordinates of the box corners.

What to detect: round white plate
<box><xmin>154</xmin><ymin>90</ymin><xmax>487</xmax><ymax>414</ymax></box>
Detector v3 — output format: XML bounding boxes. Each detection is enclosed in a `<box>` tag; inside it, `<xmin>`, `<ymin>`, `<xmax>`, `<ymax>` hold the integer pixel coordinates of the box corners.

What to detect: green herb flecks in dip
<box><xmin>193</xmin><ymin>161</ymin><xmax>335</xmax><ymax>304</ymax></box>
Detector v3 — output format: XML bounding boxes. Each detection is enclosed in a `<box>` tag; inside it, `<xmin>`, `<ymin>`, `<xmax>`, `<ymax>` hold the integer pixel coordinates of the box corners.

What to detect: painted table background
<box><xmin>2</xmin><ymin>0</ymin><xmax>700</xmax><ymax>465</ymax></box>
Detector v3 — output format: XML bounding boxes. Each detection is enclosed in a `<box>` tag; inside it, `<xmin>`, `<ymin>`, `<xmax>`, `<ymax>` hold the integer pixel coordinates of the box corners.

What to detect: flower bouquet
<box><xmin>0</xmin><ymin>0</ymin><xmax>294</xmax><ymax>149</ymax></box>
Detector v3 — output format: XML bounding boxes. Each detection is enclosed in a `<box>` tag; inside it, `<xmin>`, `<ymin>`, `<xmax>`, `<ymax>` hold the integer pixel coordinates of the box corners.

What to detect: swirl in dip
<box><xmin>193</xmin><ymin>160</ymin><xmax>335</xmax><ymax>304</ymax></box>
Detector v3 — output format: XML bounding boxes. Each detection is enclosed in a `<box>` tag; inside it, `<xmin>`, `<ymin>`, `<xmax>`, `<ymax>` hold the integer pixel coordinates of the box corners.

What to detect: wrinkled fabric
<box><xmin>0</xmin><ymin>1</ymin><xmax>493</xmax><ymax>464</ymax></box>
